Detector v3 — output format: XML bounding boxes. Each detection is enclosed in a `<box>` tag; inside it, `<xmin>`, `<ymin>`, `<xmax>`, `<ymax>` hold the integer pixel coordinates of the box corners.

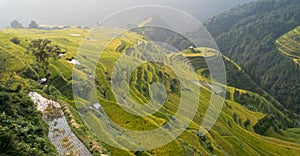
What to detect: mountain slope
<box><xmin>204</xmin><ymin>0</ymin><xmax>300</xmax><ymax>113</ymax></box>
<box><xmin>276</xmin><ymin>26</ymin><xmax>300</xmax><ymax>65</ymax></box>
<box><xmin>1</xmin><ymin>27</ymin><xmax>300</xmax><ymax>155</ymax></box>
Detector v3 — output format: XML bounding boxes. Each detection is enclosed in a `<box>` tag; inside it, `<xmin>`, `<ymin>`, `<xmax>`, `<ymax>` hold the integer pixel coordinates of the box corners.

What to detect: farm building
<box><xmin>93</xmin><ymin>103</ymin><xmax>101</xmax><ymax>110</ymax></box>
<box><xmin>37</xmin><ymin>78</ymin><xmax>47</xmax><ymax>84</ymax></box>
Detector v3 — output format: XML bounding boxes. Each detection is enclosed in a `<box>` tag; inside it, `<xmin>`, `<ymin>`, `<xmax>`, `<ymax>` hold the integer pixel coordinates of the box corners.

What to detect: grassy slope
<box><xmin>0</xmin><ymin>28</ymin><xmax>299</xmax><ymax>156</ymax></box>
<box><xmin>276</xmin><ymin>26</ymin><xmax>300</xmax><ymax>65</ymax></box>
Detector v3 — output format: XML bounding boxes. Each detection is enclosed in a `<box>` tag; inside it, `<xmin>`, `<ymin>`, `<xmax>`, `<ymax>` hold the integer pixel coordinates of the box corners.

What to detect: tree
<box><xmin>26</xmin><ymin>39</ymin><xmax>63</xmax><ymax>78</ymax></box>
<box><xmin>0</xmin><ymin>53</ymin><xmax>14</xmax><ymax>74</ymax></box>
<box><xmin>244</xmin><ymin>118</ymin><xmax>251</xmax><ymax>128</ymax></box>
<box><xmin>0</xmin><ymin>52</ymin><xmax>16</xmax><ymax>87</ymax></box>
<box><xmin>29</xmin><ymin>20</ymin><xmax>38</xmax><ymax>29</ymax></box>
<box><xmin>10</xmin><ymin>20</ymin><xmax>23</xmax><ymax>28</ymax></box>
<box><xmin>10</xmin><ymin>37</ymin><xmax>21</xmax><ymax>45</ymax></box>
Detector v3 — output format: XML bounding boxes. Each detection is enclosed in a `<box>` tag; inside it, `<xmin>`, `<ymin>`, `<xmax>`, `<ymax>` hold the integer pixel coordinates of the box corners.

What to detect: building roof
<box><xmin>93</xmin><ymin>103</ymin><xmax>101</xmax><ymax>109</ymax></box>
<box><xmin>37</xmin><ymin>78</ymin><xmax>47</xmax><ymax>84</ymax></box>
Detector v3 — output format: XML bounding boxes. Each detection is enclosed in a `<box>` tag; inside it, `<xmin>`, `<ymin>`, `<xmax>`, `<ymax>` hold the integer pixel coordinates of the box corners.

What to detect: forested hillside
<box><xmin>0</xmin><ymin>82</ymin><xmax>57</xmax><ymax>155</ymax></box>
<box><xmin>204</xmin><ymin>0</ymin><xmax>300</xmax><ymax>113</ymax></box>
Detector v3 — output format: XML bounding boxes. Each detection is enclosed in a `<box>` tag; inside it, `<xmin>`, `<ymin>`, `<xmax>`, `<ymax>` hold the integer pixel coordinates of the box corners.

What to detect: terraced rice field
<box><xmin>1</xmin><ymin>27</ymin><xmax>299</xmax><ymax>155</ymax></box>
<box><xmin>276</xmin><ymin>26</ymin><xmax>300</xmax><ymax>65</ymax></box>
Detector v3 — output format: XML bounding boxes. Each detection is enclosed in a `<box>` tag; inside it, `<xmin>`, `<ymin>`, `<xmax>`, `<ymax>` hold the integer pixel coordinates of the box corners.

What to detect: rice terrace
<box><xmin>0</xmin><ymin>0</ymin><xmax>300</xmax><ymax>156</ymax></box>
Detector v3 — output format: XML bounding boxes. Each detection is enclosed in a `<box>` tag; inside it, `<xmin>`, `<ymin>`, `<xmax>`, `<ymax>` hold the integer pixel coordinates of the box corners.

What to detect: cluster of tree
<box><xmin>196</xmin><ymin>133</ymin><xmax>214</xmax><ymax>154</ymax></box>
<box><xmin>253</xmin><ymin>114</ymin><xmax>281</xmax><ymax>135</ymax></box>
<box><xmin>203</xmin><ymin>0</ymin><xmax>300</xmax><ymax>113</ymax></box>
<box><xmin>10</xmin><ymin>20</ymin><xmax>38</xmax><ymax>29</ymax></box>
<box><xmin>0</xmin><ymin>87</ymin><xmax>57</xmax><ymax>155</ymax></box>
<box><xmin>26</xmin><ymin>39</ymin><xmax>63</xmax><ymax>79</ymax></box>
<box><xmin>10</xmin><ymin>37</ymin><xmax>21</xmax><ymax>45</ymax></box>
<box><xmin>233</xmin><ymin>89</ymin><xmax>294</xmax><ymax>128</ymax></box>
<box><xmin>232</xmin><ymin>113</ymin><xmax>251</xmax><ymax>129</ymax></box>
<box><xmin>0</xmin><ymin>38</ymin><xmax>64</xmax><ymax>155</ymax></box>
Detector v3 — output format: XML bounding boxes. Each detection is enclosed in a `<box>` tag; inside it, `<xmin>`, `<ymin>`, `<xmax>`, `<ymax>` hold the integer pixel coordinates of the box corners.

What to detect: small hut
<box><xmin>93</xmin><ymin>103</ymin><xmax>101</xmax><ymax>110</ymax></box>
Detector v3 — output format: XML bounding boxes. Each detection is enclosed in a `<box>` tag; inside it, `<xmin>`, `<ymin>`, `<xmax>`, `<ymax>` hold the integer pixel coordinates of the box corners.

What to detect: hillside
<box><xmin>276</xmin><ymin>26</ymin><xmax>300</xmax><ymax>65</ymax></box>
<box><xmin>204</xmin><ymin>0</ymin><xmax>300</xmax><ymax>113</ymax></box>
<box><xmin>132</xmin><ymin>23</ymin><xmax>292</xmax><ymax>124</ymax></box>
<box><xmin>1</xmin><ymin>27</ymin><xmax>300</xmax><ymax>155</ymax></box>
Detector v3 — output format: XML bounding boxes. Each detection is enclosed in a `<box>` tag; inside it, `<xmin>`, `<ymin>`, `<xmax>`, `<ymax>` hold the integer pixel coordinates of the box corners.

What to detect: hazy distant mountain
<box><xmin>0</xmin><ymin>0</ymin><xmax>254</xmax><ymax>29</ymax></box>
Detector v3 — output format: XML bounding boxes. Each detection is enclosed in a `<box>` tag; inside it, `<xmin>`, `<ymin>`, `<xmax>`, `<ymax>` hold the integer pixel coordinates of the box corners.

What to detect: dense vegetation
<box><xmin>0</xmin><ymin>85</ymin><xmax>57</xmax><ymax>155</ymax></box>
<box><xmin>204</xmin><ymin>0</ymin><xmax>300</xmax><ymax>113</ymax></box>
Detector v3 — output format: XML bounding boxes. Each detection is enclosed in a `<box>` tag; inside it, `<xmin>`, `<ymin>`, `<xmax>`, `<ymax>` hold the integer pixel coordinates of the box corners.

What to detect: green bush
<box><xmin>10</xmin><ymin>37</ymin><xmax>21</xmax><ymax>45</ymax></box>
<box><xmin>0</xmin><ymin>88</ymin><xmax>57</xmax><ymax>155</ymax></box>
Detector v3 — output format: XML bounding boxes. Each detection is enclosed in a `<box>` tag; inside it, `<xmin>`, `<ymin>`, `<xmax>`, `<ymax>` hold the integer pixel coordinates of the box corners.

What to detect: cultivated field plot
<box><xmin>276</xmin><ymin>26</ymin><xmax>300</xmax><ymax>65</ymax></box>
